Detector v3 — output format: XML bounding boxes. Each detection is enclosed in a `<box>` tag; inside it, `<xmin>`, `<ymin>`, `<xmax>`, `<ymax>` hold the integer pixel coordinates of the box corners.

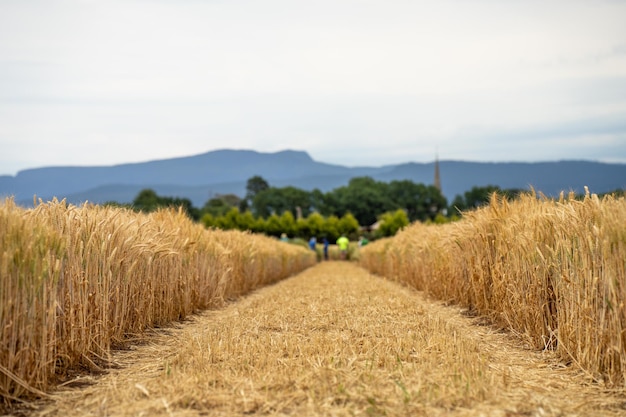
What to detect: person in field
<box><xmin>336</xmin><ymin>235</ymin><xmax>349</xmax><ymax>260</ymax></box>
<box><xmin>322</xmin><ymin>237</ymin><xmax>329</xmax><ymax>260</ymax></box>
<box><xmin>308</xmin><ymin>236</ymin><xmax>317</xmax><ymax>251</ymax></box>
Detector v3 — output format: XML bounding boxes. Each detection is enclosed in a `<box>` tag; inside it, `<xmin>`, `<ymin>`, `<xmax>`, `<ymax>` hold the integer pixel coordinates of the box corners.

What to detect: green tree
<box><xmin>376</xmin><ymin>209</ymin><xmax>409</xmax><ymax>238</ymax></box>
<box><xmin>201</xmin><ymin>213</ymin><xmax>216</xmax><ymax>228</ymax></box>
<box><xmin>252</xmin><ymin>186</ymin><xmax>312</xmax><ymax>219</ymax></box>
<box><xmin>321</xmin><ymin>215</ymin><xmax>340</xmax><ymax>242</ymax></box>
<box><xmin>295</xmin><ymin>217</ymin><xmax>308</xmax><ymax>239</ymax></box>
<box><xmin>303</xmin><ymin>212</ymin><xmax>325</xmax><ymax>239</ymax></box>
<box><xmin>279</xmin><ymin>210</ymin><xmax>297</xmax><ymax>238</ymax></box>
<box><xmin>326</xmin><ymin>177</ymin><xmax>394</xmax><ymax>226</ymax></box>
<box><xmin>419</xmin><ymin>185</ymin><xmax>448</xmax><ymax>222</ymax></box>
<box><xmin>337</xmin><ymin>212</ymin><xmax>360</xmax><ymax>239</ymax></box>
<box><xmin>247</xmin><ymin>175</ymin><xmax>270</xmax><ymax>197</ymax></box>
<box><xmin>219</xmin><ymin>193</ymin><xmax>242</xmax><ymax>207</ymax></box>
<box><xmin>202</xmin><ymin>197</ymin><xmax>230</xmax><ymax>217</ymax></box>
<box><xmin>309</xmin><ymin>188</ymin><xmax>327</xmax><ymax>214</ymax></box>
<box><xmin>264</xmin><ymin>213</ymin><xmax>283</xmax><ymax>237</ymax></box>
<box><xmin>241</xmin><ymin>175</ymin><xmax>270</xmax><ymax>212</ymax></box>
<box><xmin>387</xmin><ymin>180</ymin><xmax>447</xmax><ymax>222</ymax></box>
<box><xmin>202</xmin><ymin>193</ymin><xmax>242</xmax><ymax>217</ymax></box>
<box><xmin>214</xmin><ymin>207</ymin><xmax>239</xmax><ymax>230</ymax></box>
<box><xmin>133</xmin><ymin>189</ymin><xmax>160</xmax><ymax>212</ymax></box>
<box><xmin>238</xmin><ymin>210</ymin><xmax>260</xmax><ymax>232</ymax></box>
<box><xmin>254</xmin><ymin>216</ymin><xmax>267</xmax><ymax>234</ymax></box>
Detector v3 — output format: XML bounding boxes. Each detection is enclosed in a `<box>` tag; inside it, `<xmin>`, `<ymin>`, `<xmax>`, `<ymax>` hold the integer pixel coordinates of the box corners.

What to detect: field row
<box><xmin>32</xmin><ymin>262</ymin><xmax>624</xmax><ymax>417</ymax></box>
<box><xmin>360</xmin><ymin>191</ymin><xmax>626</xmax><ymax>386</ymax></box>
<box><xmin>0</xmin><ymin>199</ymin><xmax>316</xmax><ymax>402</ymax></box>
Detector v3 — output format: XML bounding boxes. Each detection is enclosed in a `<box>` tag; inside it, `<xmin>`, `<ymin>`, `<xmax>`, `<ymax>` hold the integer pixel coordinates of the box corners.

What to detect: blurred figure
<box><xmin>308</xmin><ymin>236</ymin><xmax>317</xmax><ymax>251</ymax></box>
<box><xmin>322</xmin><ymin>237</ymin><xmax>329</xmax><ymax>260</ymax></box>
<box><xmin>336</xmin><ymin>235</ymin><xmax>349</xmax><ymax>260</ymax></box>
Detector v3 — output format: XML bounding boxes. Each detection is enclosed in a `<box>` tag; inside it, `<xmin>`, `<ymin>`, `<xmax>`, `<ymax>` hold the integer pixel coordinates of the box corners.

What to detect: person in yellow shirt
<box><xmin>336</xmin><ymin>235</ymin><xmax>349</xmax><ymax>260</ymax></box>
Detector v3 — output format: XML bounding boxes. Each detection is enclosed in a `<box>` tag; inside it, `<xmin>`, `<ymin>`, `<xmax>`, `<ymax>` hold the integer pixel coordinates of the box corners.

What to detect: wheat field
<box><xmin>3</xmin><ymin>192</ymin><xmax>626</xmax><ymax>415</ymax></box>
<box><xmin>0</xmin><ymin>198</ymin><xmax>316</xmax><ymax>405</ymax></box>
<box><xmin>24</xmin><ymin>262</ymin><xmax>626</xmax><ymax>416</ymax></box>
<box><xmin>360</xmin><ymin>191</ymin><xmax>626</xmax><ymax>388</ymax></box>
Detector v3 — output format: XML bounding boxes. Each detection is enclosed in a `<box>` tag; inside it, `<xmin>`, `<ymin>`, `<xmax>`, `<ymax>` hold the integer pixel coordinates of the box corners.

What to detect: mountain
<box><xmin>1</xmin><ymin>149</ymin><xmax>625</xmax><ymax>208</ymax></box>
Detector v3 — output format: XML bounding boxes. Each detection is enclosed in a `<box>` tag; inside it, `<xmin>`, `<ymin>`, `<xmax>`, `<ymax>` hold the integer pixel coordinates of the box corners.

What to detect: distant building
<box><xmin>433</xmin><ymin>153</ymin><xmax>448</xmax><ymax>215</ymax></box>
<box><xmin>434</xmin><ymin>153</ymin><xmax>441</xmax><ymax>192</ymax></box>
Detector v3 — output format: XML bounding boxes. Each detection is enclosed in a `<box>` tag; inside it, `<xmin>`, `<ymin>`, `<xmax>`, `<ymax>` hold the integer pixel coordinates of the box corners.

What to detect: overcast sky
<box><xmin>1</xmin><ymin>0</ymin><xmax>626</xmax><ymax>176</ymax></box>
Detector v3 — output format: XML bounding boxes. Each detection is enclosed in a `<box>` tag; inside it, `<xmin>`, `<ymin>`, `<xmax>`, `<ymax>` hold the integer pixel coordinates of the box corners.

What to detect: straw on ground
<box><xmin>28</xmin><ymin>262</ymin><xmax>626</xmax><ymax>417</ymax></box>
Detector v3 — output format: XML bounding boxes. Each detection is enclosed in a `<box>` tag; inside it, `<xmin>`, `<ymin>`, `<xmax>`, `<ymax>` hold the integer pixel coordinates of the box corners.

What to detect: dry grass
<box><xmin>360</xmin><ymin>191</ymin><xmax>626</xmax><ymax>387</ymax></box>
<box><xmin>0</xmin><ymin>199</ymin><xmax>316</xmax><ymax>404</ymax></box>
<box><xmin>26</xmin><ymin>262</ymin><xmax>626</xmax><ymax>416</ymax></box>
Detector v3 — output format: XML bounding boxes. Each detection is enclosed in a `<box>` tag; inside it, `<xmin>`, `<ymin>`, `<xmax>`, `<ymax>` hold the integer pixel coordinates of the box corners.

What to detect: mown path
<box><xmin>27</xmin><ymin>262</ymin><xmax>625</xmax><ymax>416</ymax></box>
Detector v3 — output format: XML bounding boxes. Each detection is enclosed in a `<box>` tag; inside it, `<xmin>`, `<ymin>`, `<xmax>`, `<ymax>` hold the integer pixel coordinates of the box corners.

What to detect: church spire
<box><xmin>434</xmin><ymin>152</ymin><xmax>441</xmax><ymax>192</ymax></box>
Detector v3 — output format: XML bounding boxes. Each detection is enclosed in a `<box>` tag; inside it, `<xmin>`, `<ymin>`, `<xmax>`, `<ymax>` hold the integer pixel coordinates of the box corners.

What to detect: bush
<box><xmin>376</xmin><ymin>209</ymin><xmax>409</xmax><ymax>238</ymax></box>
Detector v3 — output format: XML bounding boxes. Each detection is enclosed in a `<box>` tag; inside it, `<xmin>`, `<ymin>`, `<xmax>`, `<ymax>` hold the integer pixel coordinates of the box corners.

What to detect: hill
<box><xmin>1</xmin><ymin>149</ymin><xmax>624</xmax><ymax>207</ymax></box>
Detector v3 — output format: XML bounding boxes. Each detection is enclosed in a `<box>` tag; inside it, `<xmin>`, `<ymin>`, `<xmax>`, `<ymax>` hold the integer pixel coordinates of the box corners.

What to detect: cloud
<box><xmin>1</xmin><ymin>0</ymin><xmax>626</xmax><ymax>174</ymax></box>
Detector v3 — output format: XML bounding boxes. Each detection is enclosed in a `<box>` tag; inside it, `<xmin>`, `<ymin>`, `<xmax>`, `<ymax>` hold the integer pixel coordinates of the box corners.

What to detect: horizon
<box><xmin>2</xmin><ymin>147</ymin><xmax>625</xmax><ymax>177</ymax></box>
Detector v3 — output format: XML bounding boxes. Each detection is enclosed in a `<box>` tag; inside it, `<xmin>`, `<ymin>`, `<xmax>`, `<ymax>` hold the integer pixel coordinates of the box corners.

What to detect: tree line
<box><xmin>106</xmin><ymin>176</ymin><xmax>550</xmax><ymax>240</ymax></box>
<box><xmin>238</xmin><ymin>176</ymin><xmax>447</xmax><ymax>225</ymax></box>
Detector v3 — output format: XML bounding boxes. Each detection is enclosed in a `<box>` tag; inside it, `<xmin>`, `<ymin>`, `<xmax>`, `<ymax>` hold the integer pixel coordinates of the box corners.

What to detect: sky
<box><xmin>1</xmin><ymin>0</ymin><xmax>626</xmax><ymax>176</ymax></box>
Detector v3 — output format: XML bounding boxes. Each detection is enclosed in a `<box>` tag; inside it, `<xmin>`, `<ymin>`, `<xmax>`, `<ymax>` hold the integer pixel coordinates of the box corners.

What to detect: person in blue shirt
<box><xmin>322</xmin><ymin>237</ymin><xmax>329</xmax><ymax>260</ymax></box>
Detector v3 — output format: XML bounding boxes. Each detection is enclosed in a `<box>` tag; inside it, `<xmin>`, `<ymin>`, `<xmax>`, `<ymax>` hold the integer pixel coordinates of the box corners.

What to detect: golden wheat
<box><xmin>32</xmin><ymin>262</ymin><xmax>625</xmax><ymax>417</ymax></box>
<box><xmin>360</xmin><ymin>191</ymin><xmax>626</xmax><ymax>386</ymax></box>
<box><xmin>0</xmin><ymin>198</ymin><xmax>316</xmax><ymax>403</ymax></box>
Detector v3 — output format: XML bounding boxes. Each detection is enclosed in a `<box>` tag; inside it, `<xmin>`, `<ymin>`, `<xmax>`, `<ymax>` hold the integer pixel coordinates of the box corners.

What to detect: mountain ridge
<box><xmin>1</xmin><ymin>149</ymin><xmax>624</xmax><ymax>208</ymax></box>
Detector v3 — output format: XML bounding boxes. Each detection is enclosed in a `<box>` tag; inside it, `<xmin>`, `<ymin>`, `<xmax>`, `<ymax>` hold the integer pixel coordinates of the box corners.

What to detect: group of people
<box><xmin>280</xmin><ymin>233</ymin><xmax>367</xmax><ymax>261</ymax></box>
<box><xmin>308</xmin><ymin>235</ymin><xmax>351</xmax><ymax>260</ymax></box>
